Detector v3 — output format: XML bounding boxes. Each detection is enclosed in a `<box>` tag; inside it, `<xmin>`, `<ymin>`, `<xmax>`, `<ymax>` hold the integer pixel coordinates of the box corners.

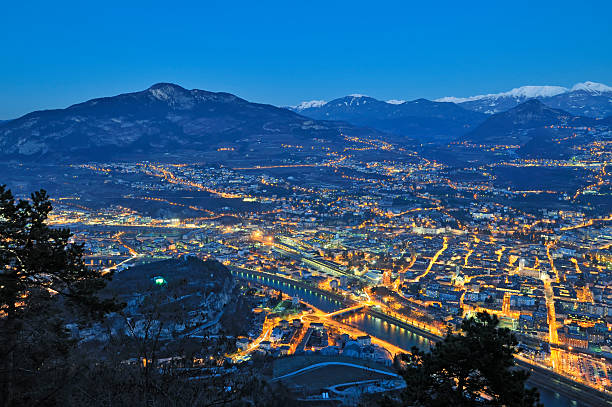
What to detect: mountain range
<box><xmin>289</xmin><ymin>96</ymin><xmax>486</xmax><ymax>142</ymax></box>
<box><xmin>0</xmin><ymin>81</ymin><xmax>610</xmax><ymax>163</ymax></box>
<box><xmin>290</xmin><ymin>81</ymin><xmax>611</xmax><ymax>141</ymax></box>
<box><xmin>436</xmin><ymin>81</ymin><xmax>612</xmax><ymax>117</ymax></box>
<box><xmin>0</xmin><ymin>83</ymin><xmax>376</xmax><ymax>161</ymax></box>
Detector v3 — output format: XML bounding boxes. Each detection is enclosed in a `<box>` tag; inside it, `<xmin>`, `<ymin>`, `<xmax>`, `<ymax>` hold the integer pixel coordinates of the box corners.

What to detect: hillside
<box><xmin>0</xmin><ymin>83</ymin><xmax>377</xmax><ymax>161</ymax></box>
<box><xmin>101</xmin><ymin>256</ymin><xmax>235</xmax><ymax>339</ymax></box>
<box><xmin>290</xmin><ymin>96</ymin><xmax>486</xmax><ymax>141</ymax></box>
<box><xmin>463</xmin><ymin>99</ymin><xmax>595</xmax><ymax>145</ymax></box>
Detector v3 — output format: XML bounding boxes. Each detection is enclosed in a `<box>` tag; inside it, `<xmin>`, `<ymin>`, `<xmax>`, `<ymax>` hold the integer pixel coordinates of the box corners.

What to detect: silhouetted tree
<box><xmin>394</xmin><ymin>312</ymin><xmax>541</xmax><ymax>407</ymax></box>
<box><xmin>0</xmin><ymin>185</ymin><xmax>121</xmax><ymax>406</ymax></box>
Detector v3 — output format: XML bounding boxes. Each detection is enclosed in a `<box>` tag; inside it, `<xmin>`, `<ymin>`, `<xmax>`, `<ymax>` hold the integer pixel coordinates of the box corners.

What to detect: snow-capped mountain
<box><xmin>288</xmin><ymin>95</ymin><xmax>486</xmax><ymax>141</ymax></box>
<box><xmin>437</xmin><ymin>85</ymin><xmax>568</xmax><ymax>104</ymax></box>
<box><xmin>437</xmin><ymin>81</ymin><xmax>612</xmax><ymax>117</ymax></box>
<box><xmin>292</xmin><ymin>100</ymin><xmax>327</xmax><ymax>110</ymax></box>
<box><xmin>543</xmin><ymin>82</ymin><xmax>612</xmax><ymax>118</ymax></box>
<box><xmin>570</xmin><ymin>81</ymin><xmax>612</xmax><ymax>94</ymax></box>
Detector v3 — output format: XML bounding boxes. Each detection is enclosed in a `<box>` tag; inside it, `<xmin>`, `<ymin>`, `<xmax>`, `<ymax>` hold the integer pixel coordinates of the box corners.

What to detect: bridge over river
<box><xmin>230</xmin><ymin>267</ymin><xmax>611</xmax><ymax>407</ymax></box>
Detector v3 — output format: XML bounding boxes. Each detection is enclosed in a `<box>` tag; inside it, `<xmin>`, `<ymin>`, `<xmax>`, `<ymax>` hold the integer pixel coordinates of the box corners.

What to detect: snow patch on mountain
<box><xmin>293</xmin><ymin>100</ymin><xmax>327</xmax><ymax>110</ymax></box>
<box><xmin>436</xmin><ymin>85</ymin><xmax>568</xmax><ymax>103</ymax></box>
<box><xmin>148</xmin><ymin>83</ymin><xmax>185</xmax><ymax>101</ymax></box>
<box><xmin>436</xmin><ymin>81</ymin><xmax>612</xmax><ymax>104</ymax></box>
<box><xmin>503</xmin><ymin>86</ymin><xmax>568</xmax><ymax>98</ymax></box>
<box><xmin>386</xmin><ymin>99</ymin><xmax>405</xmax><ymax>105</ymax></box>
<box><xmin>570</xmin><ymin>81</ymin><xmax>612</xmax><ymax>94</ymax></box>
<box><xmin>150</xmin><ymin>88</ymin><xmax>172</xmax><ymax>101</ymax></box>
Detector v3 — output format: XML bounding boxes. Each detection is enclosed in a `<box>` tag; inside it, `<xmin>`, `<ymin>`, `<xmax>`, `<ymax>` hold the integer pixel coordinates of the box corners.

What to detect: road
<box><xmin>411</xmin><ymin>236</ymin><xmax>448</xmax><ymax>282</ymax></box>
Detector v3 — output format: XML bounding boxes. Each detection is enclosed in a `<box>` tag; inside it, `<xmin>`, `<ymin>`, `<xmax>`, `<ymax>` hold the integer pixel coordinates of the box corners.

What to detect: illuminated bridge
<box><xmin>326</xmin><ymin>304</ymin><xmax>366</xmax><ymax>319</ymax></box>
<box><xmin>228</xmin><ymin>266</ymin><xmax>353</xmax><ymax>307</ymax></box>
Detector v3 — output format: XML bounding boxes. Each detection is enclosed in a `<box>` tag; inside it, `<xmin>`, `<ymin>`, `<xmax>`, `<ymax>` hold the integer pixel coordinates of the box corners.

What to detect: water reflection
<box><xmin>345</xmin><ymin>313</ymin><xmax>432</xmax><ymax>352</ymax></box>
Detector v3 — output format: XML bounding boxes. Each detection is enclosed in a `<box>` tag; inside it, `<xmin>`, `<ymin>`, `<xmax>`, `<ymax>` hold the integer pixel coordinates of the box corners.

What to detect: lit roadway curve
<box><xmin>101</xmin><ymin>232</ymin><xmax>142</xmax><ymax>275</ymax></box>
<box><xmin>115</xmin><ymin>231</ymin><xmax>139</xmax><ymax>257</ymax></box>
<box><xmin>230</xmin><ymin>318</ymin><xmax>274</xmax><ymax>361</ymax></box>
<box><xmin>411</xmin><ymin>236</ymin><xmax>449</xmax><ymax>282</ymax></box>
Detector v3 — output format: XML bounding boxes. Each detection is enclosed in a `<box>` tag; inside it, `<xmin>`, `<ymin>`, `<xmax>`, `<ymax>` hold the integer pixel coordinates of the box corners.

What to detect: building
<box><xmin>357</xmin><ymin>335</ymin><xmax>371</xmax><ymax>346</ymax></box>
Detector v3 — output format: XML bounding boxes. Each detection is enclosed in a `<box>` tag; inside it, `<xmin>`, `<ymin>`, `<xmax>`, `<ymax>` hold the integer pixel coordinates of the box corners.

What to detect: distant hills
<box><xmin>1</xmin><ymin>81</ymin><xmax>611</xmax><ymax>163</ymax></box>
<box><xmin>289</xmin><ymin>95</ymin><xmax>486</xmax><ymax>142</ymax></box>
<box><xmin>289</xmin><ymin>81</ymin><xmax>612</xmax><ymax>142</ymax></box>
<box><xmin>0</xmin><ymin>83</ymin><xmax>376</xmax><ymax>161</ymax></box>
<box><xmin>457</xmin><ymin>99</ymin><xmax>612</xmax><ymax>159</ymax></box>
<box><xmin>462</xmin><ymin>99</ymin><xmax>594</xmax><ymax>145</ymax></box>
<box><xmin>437</xmin><ymin>81</ymin><xmax>612</xmax><ymax>118</ymax></box>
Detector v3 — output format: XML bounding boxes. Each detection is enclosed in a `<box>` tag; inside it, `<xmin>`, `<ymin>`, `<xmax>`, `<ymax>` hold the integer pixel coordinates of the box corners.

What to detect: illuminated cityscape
<box><xmin>3</xmin><ymin>121</ymin><xmax>607</xmax><ymax>404</ymax></box>
<box><xmin>2</xmin><ymin>2</ymin><xmax>612</xmax><ymax>405</ymax></box>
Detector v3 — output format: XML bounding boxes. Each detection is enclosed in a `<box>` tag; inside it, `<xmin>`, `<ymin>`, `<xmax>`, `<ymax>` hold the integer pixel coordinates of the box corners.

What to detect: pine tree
<box><xmin>396</xmin><ymin>312</ymin><xmax>541</xmax><ymax>407</ymax></box>
<box><xmin>0</xmin><ymin>185</ymin><xmax>121</xmax><ymax>406</ymax></box>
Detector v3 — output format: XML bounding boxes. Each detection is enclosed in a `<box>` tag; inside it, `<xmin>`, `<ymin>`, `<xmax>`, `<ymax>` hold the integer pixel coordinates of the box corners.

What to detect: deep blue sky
<box><xmin>1</xmin><ymin>0</ymin><xmax>611</xmax><ymax>119</ymax></box>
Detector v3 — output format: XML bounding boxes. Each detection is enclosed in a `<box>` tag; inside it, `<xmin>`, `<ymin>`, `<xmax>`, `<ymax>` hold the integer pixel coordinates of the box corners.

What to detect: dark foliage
<box><xmin>0</xmin><ymin>185</ymin><xmax>295</xmax><ymax>406</ymax></box>
<box><xmin>392</xmin><ymin>312</ymin><xmax>541</xmax><ymax>407</ymax></box>
<box><xmin>0</xmin><ymin>185</ymin><xmax>121</xmax><ymax>406</ymax></box>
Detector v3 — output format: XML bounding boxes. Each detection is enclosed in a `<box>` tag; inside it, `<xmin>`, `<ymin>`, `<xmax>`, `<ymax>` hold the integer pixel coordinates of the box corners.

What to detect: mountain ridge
<box><xmin>288</xmin><ymin>95</ymin><xmax>486</xmax><ymax>141</ymax></box>
<box><xmin>290</xmin><ymin>80</ymin><xmax>612</xmax><ymax>120</ymax></box>
<box><xmin>436</xmin><ymin>81</ymin><xmax>612</xmax><ymax>117</ymax></box>
<box><xmin>0</xmin><ymin>83</ymin><xmax>381</xmax><ymax>162</ymax></box>
<box><xmin>463</xmin><ymin>99</ymin><xmax>598</xmax><ymax>146</ymax></box>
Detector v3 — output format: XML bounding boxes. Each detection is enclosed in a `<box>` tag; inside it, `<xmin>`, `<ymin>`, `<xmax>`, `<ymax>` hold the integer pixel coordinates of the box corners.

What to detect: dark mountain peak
<box><xmin>145</xmin><ymin>83</ymin><xmax>243</xmax><ymax>106</ymax></box>
<box><xmin>148</xmin><ymin>82</ymin><xmax>186</xmax><ymax>91</ymax></box>
<box><xmin>145</xmin><ymin>83</ymin><xmax>203</xmax><ymax>106</ymax></box>
<box><xmin>58</xmin><ymin>83</ymin><xmax>201</xmax><ymax>114</ymax></box>
<box><xmin>512</xmin><ymin>98</ymin><xmax>551</xmax><ymax>111</ymax></box>
<box><xmin>519</xmin><ymin>98</ymin><xmax>543</xmax><ymax>107</ymax></box>
<box><xmin>0</xmin><ymin>84</ymin><xmax>378</xmax><ymax>161</ymax></box>
<box><xmin>328</xmin><ymin>95</ymin><xmax>382</xmax><ymax>106</ymax></box>
<box><xmin>464</xmin><ymin>99</ymin><xmax>592</xmax><ymax>145</ymax></box>
<box><xmin>498</xmin><ymin>99</ymin><xmax>571</xmax><ymax>122</ymax></box>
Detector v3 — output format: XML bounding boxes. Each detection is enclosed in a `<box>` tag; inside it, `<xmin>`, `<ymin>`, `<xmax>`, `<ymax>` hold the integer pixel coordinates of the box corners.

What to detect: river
<box><xmin>235</xmin><ymin>270</ymin><xmax>582</xmax><ymax>406</ymax></box>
